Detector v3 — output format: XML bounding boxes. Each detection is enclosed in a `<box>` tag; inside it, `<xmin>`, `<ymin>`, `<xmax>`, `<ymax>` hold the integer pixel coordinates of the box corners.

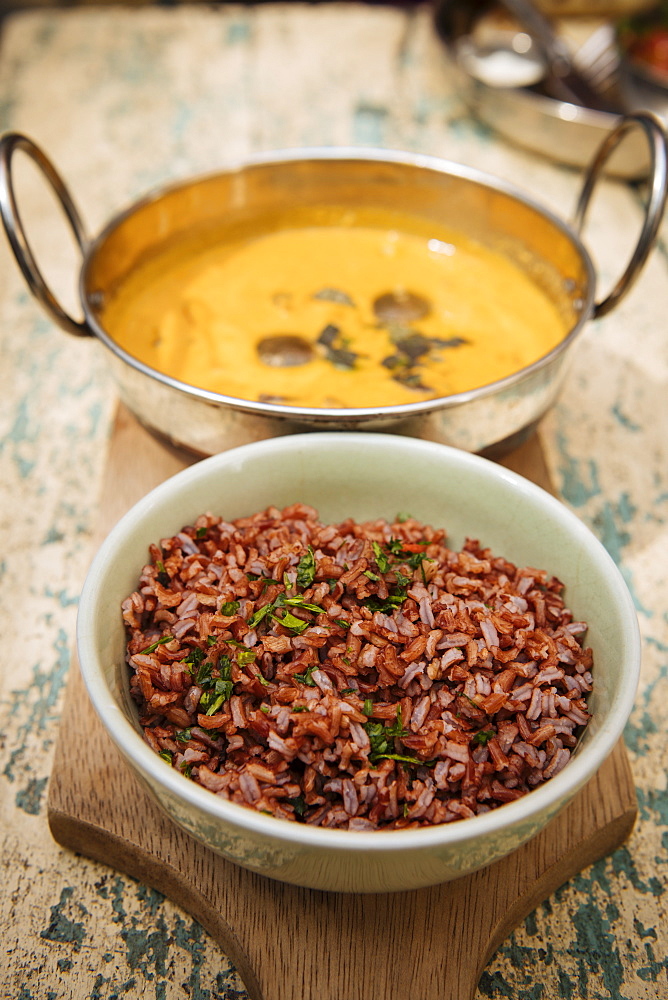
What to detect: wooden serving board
<box><xmin>47</xmin><ymin>405</ymin><xmax>637</xmax><ymax>1000</ymax></box>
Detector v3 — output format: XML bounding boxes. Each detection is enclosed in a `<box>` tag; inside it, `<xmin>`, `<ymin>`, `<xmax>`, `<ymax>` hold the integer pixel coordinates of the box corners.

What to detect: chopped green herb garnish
<box><xmin>294</xmin><ymin>664</ymin><xmax>317</xmax><ymax>686</ymax></box>
<box><xmin>159</xmin><ymin>750</ymin><xmax>173</xmax><ymax>764</ymax></box>
<box><xmin>387</xmin><ymin>705</ymin><xmax>408</xmax><ymax>741</ymax></box>
<box><xmin>201</xmin><ymin>676</ymin><xmax>234</xmax><ymax>715</ymax></box>
<box><xmin>317</xmin><ymin>324</ymin><xmax>358</xmax><ymax>369</ymax></box>
<box><xmin>196</xmin><ymin>526</ymin><xmax>207</xmax><ymax>538</ymax></box>
<box><xmin>403</xmin><ymin>801</ymin><xmax>409</xmax><ymax>818</ymax></box>
<box><xmin>236</xmin><ymin>649</ymin><xmax>257</xmax><ymax>667</ymax></box>
<box><xmin>316</xmin><ymin>323</ymin><xmax>340</xmax><ymax>347</ymax></box>
<box><xmin>180</xmin><ymin>762</ymin><xmax>193</xmax><ymax>778</ymax></box>
<box><xmin>381</xmin><ymin>753</ymin><xmax>435</xmax><ymax>767</ymax></box>
<box><xmin>363</xmin><ymin>698</ymin><xmax>373</xmax><ymax>717</ymax></box>
<box><xmin>396</xmin><ymin>512</ymin><xmax>411</xmax><ymax>523</ymax></box>
<box><xmin>248</xmin><ymin>601</ymin><xmax>277</xmax><ymax>628</ymax></box>
<box><xmin>471</xmin><ymin>730</ymin><xmax>495</xmax><ymax>746</ymax></box>
<box><xmin>327</xmin><ymin>578</ymin><xmax>338</xmax><ymax>592</ymax></box>
<box><xmin>260</xmin><ymin>704</ymin><xmax>270</xmax><ymax>714</ymax></box>
<box><xmin>272</xmin><ymin>610</ymin><xmax>310</xmax><ymax>634</ymax></box>
<box><xmin>287</xmin><ymin>794</ymin><xmax>307</xmax><ymax>818</ymax></box>
<box><xmin>184</xmin><ymin>646</ymin><xmax>206</xmax><ymax>671</ymax></box>
<box><xmin>291</xmin><ymin>706</ymin><xmax>307</xmax><ymax>713</ymax></box>
<box><xmin>175</xmin><ymin>728</ymin><xmax>192</xmax><ymax>744</ymax></box>
<box><xmin>388</xmin><ymin>537</ymin><xmax>429</xmax><ymax>563</ymax></box>
<box><xmin>364</xmin><ymin>708</ymin><xmax>416</xmax><ymax>765</ymax></box>
<box><xmin>364</xmin><ymin>720</ymin><xmax>394</xmax><ymax>761</ymax></box>
<box><xmin>340</xmin><ymin>687</ymin><xmax>357</xmax><ymax>696</ymax></box>
<box><xmin>407</xmin><ymin>550</ymin><xmax>429</xmax><ymax>571</ymax></box>
<box><xmin>195</xmin><ymin>659</ymin><xmax>213</xmax><ymax>687</ymax></box>
<box><xmin>199</xmin><ymin>691</ymin><xmax>216</xmax><ymax>712</ymax></box>
<box><xmin>155</xmin><ymin>560</ymin><xmax>170</xmax><ymax>587</ymax></box>
<box><xmin>372</xmin><ymin>541</ymin><xmax>391</xmax><ymax>574</ymax></box>
<box><xmin>364</xmin><ymin>570</ymin><xmax>380</xmax><ymax>582</ymax></box>
<box><xmin>194</xmin><ymin>654</ymin><xmax>231</xmax><ymax>698</ymax></box>
<box><xmin>139</xmin><ymin>635</ymin><xmax>173</xmax><ymax>655</ymax></box>
<box><xmin>207</xmin><ymin>635</ymin><xmax>217</xmax><ymax>646</ymax></box>
<box><xmin>227</xmin><ymin>640</ymin><xmax>256</xmax><ymax>665</ymax></box>
<box><xmin>335</xmin><ymin>619</ymin><xmax>350</xmax><ymax>629</ymax></box>
<box><xmin>220</xmin><ymin>600</ymin><xmax>240</xmax><ymax>616</ymax></box>
<box><xmin>296</xmin><ymin>546</ymin><xmax>317</xmax><ymax>589</ymax></box>
<box><xmin>284</xmin><ymin>596</ymin><xmax>324</xmax><ymax>613</ymax></box>
<box><xmin>363</xmin><ymin>591</ymin><xmax>407</xmax><ymax>614</ymax></box>
<box><xmin>248</xmin><ymin>592</ymin><xmax>286</xmax><ymax>628</ymax></box>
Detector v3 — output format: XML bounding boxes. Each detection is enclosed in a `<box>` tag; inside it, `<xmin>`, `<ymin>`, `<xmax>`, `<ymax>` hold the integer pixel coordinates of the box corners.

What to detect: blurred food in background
<box><xmin>435</xmin><ymin>0</ymin><xmax>668</xmax><ymax>174</ymax></box>
<box><xmin>536</xmin><ymin>0</ymin><xmax>656</xmax><ymax>15</ymax></box>
<box><xmin>618</xmin><ymin>1</ymin><xmax>668</xmax><ymax>87</ymax></box>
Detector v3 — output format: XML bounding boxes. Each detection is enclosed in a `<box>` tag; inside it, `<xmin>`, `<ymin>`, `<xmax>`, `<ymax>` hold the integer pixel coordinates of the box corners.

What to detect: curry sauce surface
<box><xmin>102</xmin><ymin>208</ymin><xmax>568</xmax><ymax>408</ymax></box>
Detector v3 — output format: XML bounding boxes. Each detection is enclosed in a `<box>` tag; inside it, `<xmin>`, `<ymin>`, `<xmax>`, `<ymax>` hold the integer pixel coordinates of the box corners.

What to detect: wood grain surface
<box><xmin>47</xmin><ymin>406</ymin><xmax>638</xmax><ymax>1000</ymax></box>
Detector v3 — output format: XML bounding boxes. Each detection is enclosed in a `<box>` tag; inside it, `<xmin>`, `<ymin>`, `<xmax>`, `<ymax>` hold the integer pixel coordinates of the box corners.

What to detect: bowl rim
<box><xmin>77</xmin><ymin>432</ymin><xmax>640</xmax><ymax>854</ymax></box>
<box><xmin>79</xmin><ymin>145</ymin><xmax>595</xmax><ymax>423</ymax></box>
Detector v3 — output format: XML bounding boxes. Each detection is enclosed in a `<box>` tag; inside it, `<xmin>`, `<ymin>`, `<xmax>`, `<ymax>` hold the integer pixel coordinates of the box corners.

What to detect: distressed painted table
<box><xmin>0</xmin><ymin>3</ymin><xmax>667</xmax><ymax>997</ymax></box>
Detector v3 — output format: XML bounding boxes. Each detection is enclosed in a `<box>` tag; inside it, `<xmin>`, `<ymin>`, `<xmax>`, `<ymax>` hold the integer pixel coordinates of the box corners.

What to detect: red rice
<box><xmin>121</xmin><ymin>504</ymin><xmax>593</xmax><ymax>830</ymax></box>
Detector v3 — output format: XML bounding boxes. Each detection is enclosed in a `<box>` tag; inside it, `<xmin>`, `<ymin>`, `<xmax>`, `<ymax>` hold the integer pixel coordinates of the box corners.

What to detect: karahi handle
<box><xmin>574</xmin><ymin>112</ymin><xmax>668</xmax><ymax>320</ymax></box>
<box><xmin>0</xmin><ymin>131</ymin><xmax>92</xmax><ymax>337</ymax></box>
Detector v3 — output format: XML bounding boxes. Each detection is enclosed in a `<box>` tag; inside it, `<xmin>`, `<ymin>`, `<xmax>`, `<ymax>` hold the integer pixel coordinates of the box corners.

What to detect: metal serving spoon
<box><xmin>497</xmin><ymin>0</ymin><xmax>620</xmax><ymax>111</ymax></box>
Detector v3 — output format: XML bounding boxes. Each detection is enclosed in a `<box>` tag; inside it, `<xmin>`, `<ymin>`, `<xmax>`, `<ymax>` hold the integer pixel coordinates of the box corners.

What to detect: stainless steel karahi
<box><xmin>1</xmin><ymin>117</ymin><xmax>665</xmax><ymax>457</ymax></box>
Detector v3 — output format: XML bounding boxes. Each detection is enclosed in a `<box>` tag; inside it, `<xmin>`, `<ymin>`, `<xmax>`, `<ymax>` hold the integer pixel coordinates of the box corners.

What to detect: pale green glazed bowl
<box><xmin>77</xmin><ymin>433</ymin><xmax>640</xmax><ymax>893</ymax></box>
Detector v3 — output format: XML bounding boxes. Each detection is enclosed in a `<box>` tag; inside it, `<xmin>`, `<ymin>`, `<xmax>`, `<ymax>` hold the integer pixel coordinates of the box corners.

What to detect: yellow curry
<box><xmin>102</xmin><ymin>206</ymin><xmax>567</xmax><ymax>409</ymax></box>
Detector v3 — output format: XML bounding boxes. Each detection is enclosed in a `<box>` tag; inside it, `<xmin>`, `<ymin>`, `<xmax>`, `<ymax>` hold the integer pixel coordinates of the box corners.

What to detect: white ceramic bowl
<box><xmin>77</xmin><ymin>433</ymin><xmax>640</xmax><ymax>893</ymax></box>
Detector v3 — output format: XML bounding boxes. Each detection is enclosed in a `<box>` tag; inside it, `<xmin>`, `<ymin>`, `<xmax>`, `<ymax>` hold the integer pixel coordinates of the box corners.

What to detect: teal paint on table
<box><xmin>353</xmin><ymin>102</ymin><xmax>389</xmax><ymax>145</ymax></box>
<box><xmin>3</xmin><ymin>628</ymin><xmax>71</xmax><ymax>780</ymax></box>
<box><xmin>555</xmin><ymin>432</ymin><xmax>602</xmax><ymax>508</ymax></box>
<box><xmin>611</xmin><ymin>403</ymin><xmax>642</xmax><ymax>433</ymax></box>
<box><xmin>15</xmin><ymin>775</ymin><xmax>48</xmax><ymax>814</ymax></box>
<box><xmin>41</xmin><ymin>886</ymin><xmax>88</xmax><ymax>951</ymax></box>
